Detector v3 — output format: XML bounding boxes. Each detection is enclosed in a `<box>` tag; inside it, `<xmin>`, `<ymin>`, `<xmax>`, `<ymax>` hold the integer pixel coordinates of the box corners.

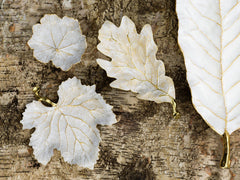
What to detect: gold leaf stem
<box><xmin>220</xmin><ymin>131</ymin><xmax>230</xmax><ymax>168</ymax></box>
<box><xmin>33</xmin><ymin>86</ymin><xmax>57</xmax><ymax>107</ymax></box>
<box><xmin>171</xmin><ymin>98</ymin><xmax>180</xmax><ymax>119</ymax></box>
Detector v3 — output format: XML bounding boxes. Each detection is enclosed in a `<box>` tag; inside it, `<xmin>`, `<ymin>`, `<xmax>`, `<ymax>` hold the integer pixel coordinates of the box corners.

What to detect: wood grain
<box><xmin>0</xmin><ymin>0</ymin><xmax>240</xmax><ymax>179</ymax></box>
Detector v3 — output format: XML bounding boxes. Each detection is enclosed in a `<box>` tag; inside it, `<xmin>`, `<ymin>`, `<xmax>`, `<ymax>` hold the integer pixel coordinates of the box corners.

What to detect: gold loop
<box><xmin>220</xmin><ymin>131</ymin><xmax>230</xmax><ymax>169</ymax></box>
<box><xmin>171</xmin><ymin>98</ymin><xmax>180</xmax><ymax>119</ymax></box>
<box><xmin>33</xmin><ymin>86</ymin><xmax>57</xmax><ymax>107</ymax></box>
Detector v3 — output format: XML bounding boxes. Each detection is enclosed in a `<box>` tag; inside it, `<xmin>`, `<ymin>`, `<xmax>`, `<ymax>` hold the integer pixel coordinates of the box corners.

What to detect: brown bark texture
<box><xmin>0</xmin><ymin>0</ymin><xmax>240</xmax><ymax>179</ymax></box>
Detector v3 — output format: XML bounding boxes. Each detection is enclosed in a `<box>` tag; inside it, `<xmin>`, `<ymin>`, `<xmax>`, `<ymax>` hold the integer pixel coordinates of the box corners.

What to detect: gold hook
<box><xmin>220</xmin><ymin>131</ymin><xmax>230</xmax><ymax>168</ymax></box>
<box><xmin>171</xmin><ymin>98</ymin><xmax>180</xmax><ymax>119</ymax></box>
<box><xmin>33</xmin><ymin>86</ymin><xmax>57</xmax><ymax>107</ymax></box>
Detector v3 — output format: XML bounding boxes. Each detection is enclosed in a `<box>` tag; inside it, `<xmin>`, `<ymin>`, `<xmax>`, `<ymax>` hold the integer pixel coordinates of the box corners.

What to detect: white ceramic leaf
<box><xmin>21</xmin><ymin>77</ymin><xmax>116</xmax><ymax>169</ymax></box>
<box><xmin>177</xmin><ymin>0</ymin><xmax>240</xmax><ymax>136</ymax></box>
<box><xmin>28</xmin><ymin>14</ymin><xmax>87</xmax><ymax>71</ymax></box>
<box><xmin>97</xmin><ymin>16</ymin><xmax>175</xmax><ymax>106</ymax></box>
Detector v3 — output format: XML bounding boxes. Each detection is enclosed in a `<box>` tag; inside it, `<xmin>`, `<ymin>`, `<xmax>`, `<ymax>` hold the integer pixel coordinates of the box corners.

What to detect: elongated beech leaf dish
<box><xmin>177</xmin><ymin>0</ymin><xmax>240</xmax><ymax>168</ymax></box>
<box><xmin>97</xmin><ymin>16</ymin><xmax>179</xmax><ymax>118</ymax></box>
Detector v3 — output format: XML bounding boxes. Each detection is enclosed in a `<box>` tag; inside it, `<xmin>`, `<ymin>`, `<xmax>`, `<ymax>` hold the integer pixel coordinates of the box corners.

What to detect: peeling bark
<box><xmin>0</xmin><ymin>0</ymin><xmax>240</xmax><ymax>179</ymax></box>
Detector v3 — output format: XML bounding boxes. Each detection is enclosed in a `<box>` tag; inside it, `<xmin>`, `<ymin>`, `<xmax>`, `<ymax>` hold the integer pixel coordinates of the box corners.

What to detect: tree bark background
<box><xmin>0</xmin><ymin>0</ymin><xmax>240</xmax><ymax>179</ymax></box>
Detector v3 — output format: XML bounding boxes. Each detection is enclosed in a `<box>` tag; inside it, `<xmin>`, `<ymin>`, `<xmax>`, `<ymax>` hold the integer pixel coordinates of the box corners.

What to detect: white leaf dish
<box><xmin>21</xmin><ymin>77</ymin><xmax>116</xmax><ymax>169</ymax></box>
<box><xmin>177</xmin><ymin>0</ymin><xmax>240</xmax><ymax>168</ymax></box>
<box><xmin>97</xmin><ymin>16</ymin><xmax>176</xmax><ymax>113</ymax></box>
<box><xmin>28</xmin><ymin>14</ymin><xmax>87</xmax><ymax>71</ymax></box>
<box><xmin>177</xmin><ymin>0</ymin><xmax>240</xmax><ymax>136</ymax></box>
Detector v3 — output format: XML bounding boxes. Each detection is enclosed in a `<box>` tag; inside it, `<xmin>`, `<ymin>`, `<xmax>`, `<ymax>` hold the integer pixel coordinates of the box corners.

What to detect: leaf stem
<box><xmin>33</xmin><ymin>86</ymin><xmax>57</xmax><ymax>107</ymax></box>
<box><xmin>171</xmin><ymin>98</ymin><xmax>180</xmax><ymax>119</ymax></box>
<box><xmin>220</xmin><ymin>131</ymin><xmax>230</xmax><ymax>168</ymax></box>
